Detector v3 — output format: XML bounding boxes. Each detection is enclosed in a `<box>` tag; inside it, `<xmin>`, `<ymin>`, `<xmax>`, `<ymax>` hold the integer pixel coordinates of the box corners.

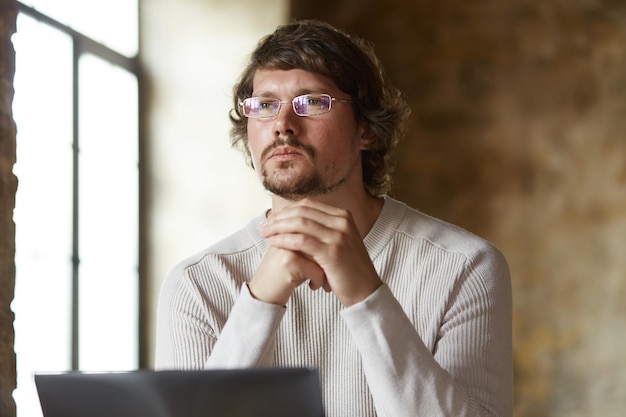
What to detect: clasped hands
<box><xmin>249</xmin><ymin>199</ymin><xmax>382</xmax><ymax>307</ymax></box>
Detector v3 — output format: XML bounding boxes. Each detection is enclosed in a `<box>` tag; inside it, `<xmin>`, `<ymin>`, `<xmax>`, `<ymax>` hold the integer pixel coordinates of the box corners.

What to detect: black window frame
<box><xmin>15</xmin><ymin>1</ymin><xmax>144</xmax><ymax>370</ymax></box>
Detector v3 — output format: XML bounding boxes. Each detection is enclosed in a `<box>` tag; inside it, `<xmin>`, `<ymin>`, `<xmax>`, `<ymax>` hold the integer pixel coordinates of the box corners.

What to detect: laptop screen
<box><xmin>35</xmin><ymin>367</ymin><xmax>325</xmax><ymax>417</ymax></box>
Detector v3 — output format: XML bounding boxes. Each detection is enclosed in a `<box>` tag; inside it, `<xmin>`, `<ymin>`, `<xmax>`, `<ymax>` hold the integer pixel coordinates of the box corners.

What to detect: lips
<box><xmin>260</xmin><ymin>140</ymin><xmax>316</xmax><ymax>165</ymax></box>
<box><xmin>271</xmin><ymin>146</ymin><xmax>301</xmax><ymax>157</ymax></box>
<box><xmin>265</xmin><ymin>146</ymin><xmax>304</xmax><ymax>163</ymax></box>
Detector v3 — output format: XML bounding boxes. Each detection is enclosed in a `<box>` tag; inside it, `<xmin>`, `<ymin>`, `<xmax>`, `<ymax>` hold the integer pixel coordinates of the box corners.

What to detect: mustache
<box><xmin>260</xmin><ymin>137</ymin><xmax>316</xmax><ymax>161</ymax></box>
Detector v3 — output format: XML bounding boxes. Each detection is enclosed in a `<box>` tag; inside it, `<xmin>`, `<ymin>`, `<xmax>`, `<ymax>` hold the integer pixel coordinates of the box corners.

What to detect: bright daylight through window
<box><xmin>11</xmin><ymin>2</ymin><xmax>139</xmax><ymax>416</ymax></box>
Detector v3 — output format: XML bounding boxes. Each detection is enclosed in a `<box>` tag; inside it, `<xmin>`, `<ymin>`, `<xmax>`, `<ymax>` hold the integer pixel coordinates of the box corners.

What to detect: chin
<box><xmin>263</xmin><ymin>176</ymin><xmax>346</xmax><ymax>201</ymax></box>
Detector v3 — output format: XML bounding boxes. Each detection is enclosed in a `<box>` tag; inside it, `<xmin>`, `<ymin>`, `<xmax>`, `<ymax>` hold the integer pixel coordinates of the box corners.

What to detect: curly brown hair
<box><xmin>230</xmin><ymin>20</ymin><xmax>410</xmax><ymax>196</ymax></box>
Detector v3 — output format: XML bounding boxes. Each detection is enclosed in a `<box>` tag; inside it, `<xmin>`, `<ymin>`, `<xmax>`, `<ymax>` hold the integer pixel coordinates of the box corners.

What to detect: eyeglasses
<box><xmin>240</xmin><ymin>93</ymin><xmax>354</xmax><ymax>119</ymax></box>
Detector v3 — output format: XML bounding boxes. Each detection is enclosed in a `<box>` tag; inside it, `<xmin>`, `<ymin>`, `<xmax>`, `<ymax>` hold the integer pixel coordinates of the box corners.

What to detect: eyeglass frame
<box><xmin>239</xmin><ymin>93</ymin><xmax>354</xmax><ymax>119</ymax></box>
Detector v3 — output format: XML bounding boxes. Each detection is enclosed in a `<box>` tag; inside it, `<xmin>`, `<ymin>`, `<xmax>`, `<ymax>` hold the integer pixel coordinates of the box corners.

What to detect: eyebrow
<box><xmin>251</xmin><ymin>88</ymin><xmax>331</xmax><ymax>98</ymax></box>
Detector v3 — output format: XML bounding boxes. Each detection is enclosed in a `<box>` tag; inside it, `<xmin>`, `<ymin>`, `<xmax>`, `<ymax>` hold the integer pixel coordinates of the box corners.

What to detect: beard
<box><xmin>260</xmin><ymin>140</ymin><xmax>345</xmax><ymax>200</ymax></box>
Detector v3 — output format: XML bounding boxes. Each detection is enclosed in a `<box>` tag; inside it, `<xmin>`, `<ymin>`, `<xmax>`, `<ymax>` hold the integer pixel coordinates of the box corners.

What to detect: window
<box><xmin>12</xmin><ymin>2</ymin><xmax>139</xmax><ymax>416</ymax></box>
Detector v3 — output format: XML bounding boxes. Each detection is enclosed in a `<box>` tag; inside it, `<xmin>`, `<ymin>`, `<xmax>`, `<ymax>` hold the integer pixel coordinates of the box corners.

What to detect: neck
<box><xmin>269</xmin><ymin>187</ymin><xmax>384</xmax><ymax>238</ymax></box>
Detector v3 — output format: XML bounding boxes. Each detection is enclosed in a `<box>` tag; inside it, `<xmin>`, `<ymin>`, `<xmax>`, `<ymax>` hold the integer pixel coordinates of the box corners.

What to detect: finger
<box><xmin>250</xmin><ymin>246</ymin><xmax>326</xmax><ymax>305</ymax></box>
<box><xmin>308</xmin><ymin>275</ymin><xmax>328</xmax><ymax>291</ymax></box>
<box><xmin>277</xmin><ymin>200</ymin><xmax>349</xmax><ymax>224</ymax></box>
<box><xmin>303</xmin><ymin>266</ymin><xmax>327</xmax><ymax>292</ymax></box>
<box><xmin>265</xmin><ymin>233</ymin><xmax>326</xmax><ymax>260</ymax></box>
<box><xmin>282</xmin><ymin>198</ymin><xmax>347</xmax><ymax>217</ymax></box>
<box><xmin>262</xmin><ymin>209</ymin><xmax>355</xmax><ymax>245</ymax></box>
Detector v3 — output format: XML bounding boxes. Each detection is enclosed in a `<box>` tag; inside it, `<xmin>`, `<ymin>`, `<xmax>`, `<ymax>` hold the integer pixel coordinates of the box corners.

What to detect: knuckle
<box><xmin>279</xmin><ymin>249</ymin><xmax>300</xmax><ymax>264</ymax></box>
<box><xmin>335</xmin><ymin>216</ymin><xmax>352</xmax><ymax>232</ymax></box>
<box><xmin>294</xmin><ymin>216</ymin><xmax>309</xmax><ymax>228</ymax></box>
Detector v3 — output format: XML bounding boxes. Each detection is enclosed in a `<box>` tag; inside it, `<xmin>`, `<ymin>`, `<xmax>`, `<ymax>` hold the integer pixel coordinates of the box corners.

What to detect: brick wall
<box><xmin>0</xmin><ymin>0</ymin><xmax>17</xmax><ymax>416</ymax></box>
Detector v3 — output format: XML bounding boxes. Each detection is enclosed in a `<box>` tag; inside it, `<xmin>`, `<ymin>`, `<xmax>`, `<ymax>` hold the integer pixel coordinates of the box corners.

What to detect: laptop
<box><xmin>35</xmin><ymin>367</ymin><xmax>325</xmax><ymax>417</ymax></box>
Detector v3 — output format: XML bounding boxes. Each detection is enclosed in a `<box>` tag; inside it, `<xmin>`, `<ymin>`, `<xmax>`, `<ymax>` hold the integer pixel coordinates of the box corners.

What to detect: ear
<box><xmin>359</xmin><ymin>122</ymin><xmax>376</xmax><ymax>150</ymax></box>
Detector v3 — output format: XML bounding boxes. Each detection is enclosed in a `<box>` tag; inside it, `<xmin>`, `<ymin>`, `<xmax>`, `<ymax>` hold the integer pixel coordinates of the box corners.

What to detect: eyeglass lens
<box><xmin>293</xmin><ymin>94</ymin><xmax>331</xmax><ymax>116</ymax></box>
<box><xmin>242</xmin><ymin>94</ymin><xmax>333</xmax><ymax>118</ymax></box>
<box><xmin>242</xmin><ymin>98</ymin><xmax>280</xmax><ymax>118</ymax></box>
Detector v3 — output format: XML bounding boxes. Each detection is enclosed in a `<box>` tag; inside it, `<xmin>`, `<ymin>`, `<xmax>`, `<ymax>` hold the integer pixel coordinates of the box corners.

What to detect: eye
<box><xmin>256</xmin><ymin>98</ymin><xmax>280</xmax><ymax>116</ymax></box>
<box><xmin>306</xmin><ymin>96</ymin><xmax>322</xmax><ymax>106</ymax></box>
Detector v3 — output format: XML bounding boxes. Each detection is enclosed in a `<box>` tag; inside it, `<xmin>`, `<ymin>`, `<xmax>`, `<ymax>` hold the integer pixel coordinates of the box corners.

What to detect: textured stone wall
<box><xmin>0</xmin><ymin>0</ymin><xmax>17</xmax><ymax>416</ymax></box>
<box><xmin>293</xmin><ymin>1</ymin><xmax>626</xmax><ymax>416</ymax></box>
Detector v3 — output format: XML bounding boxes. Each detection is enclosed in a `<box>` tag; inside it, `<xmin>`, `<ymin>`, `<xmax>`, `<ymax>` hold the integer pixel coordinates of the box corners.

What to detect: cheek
<box><xmin>320</xmin><ymin>125</ymin><xmax>361</xmax><ymax>157</ymax></box>
<box><xmin>246</xmin><ymin>124</ymin><xmax>268</xmax><ymax>168</ymax></box>
<box><xmin>248</xmin><ymin>143</ymin><xmax>262</xmax><ymax>172</ymax></box>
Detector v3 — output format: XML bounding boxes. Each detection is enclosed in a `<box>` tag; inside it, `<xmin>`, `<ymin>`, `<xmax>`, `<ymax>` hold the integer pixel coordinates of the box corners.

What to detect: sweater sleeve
<box><xmin>340</xmin><ymin>250</ymin><xmax>512</xmax><ymax>417</ymax></box>
<box><xmin>204</xmin><ymin>284</ymin><xmax>286</xmax><ymax>368</ymax></box>
<box><xmin>155</xmin><ymin>260</ymin><xmax>285</xmax><ymax>370</ymax></box>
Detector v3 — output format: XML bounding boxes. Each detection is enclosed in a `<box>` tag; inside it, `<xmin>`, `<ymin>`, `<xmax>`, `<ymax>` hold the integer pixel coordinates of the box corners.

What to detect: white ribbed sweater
<box><xmin>155</xmin><ymin>197</ymin><xmax>512</xmax><ymax>417</ymax></box>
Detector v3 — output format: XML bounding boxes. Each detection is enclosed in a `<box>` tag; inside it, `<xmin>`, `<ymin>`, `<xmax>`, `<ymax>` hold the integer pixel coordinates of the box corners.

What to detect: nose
<box><xmin>272</xmin><ymin>101</ymin><xmax>301</xmax><ymax>138</ymax></box>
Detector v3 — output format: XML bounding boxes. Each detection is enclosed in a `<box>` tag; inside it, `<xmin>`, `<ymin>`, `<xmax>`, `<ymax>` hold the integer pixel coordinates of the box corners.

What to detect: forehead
<box><xmin>252</xmin><ymin>68</ymin><xmax>340</xmax><ymax>96</ymax></box>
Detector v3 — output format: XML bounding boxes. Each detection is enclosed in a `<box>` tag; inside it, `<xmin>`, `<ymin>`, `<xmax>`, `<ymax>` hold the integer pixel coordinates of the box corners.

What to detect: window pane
<box><xmin>12</xmin><ymin>13</ymin><xmax>73</xmax><ymax>417</ymax></box>
<box><xmin>20</xmin><ymin>0</ymin><xmax>138</xmax><ymax>57</ymax></box>
<box><xmin>78</xmin><ymin>53</ymin><xmax>139</xmax><ymax>371</ymax></box>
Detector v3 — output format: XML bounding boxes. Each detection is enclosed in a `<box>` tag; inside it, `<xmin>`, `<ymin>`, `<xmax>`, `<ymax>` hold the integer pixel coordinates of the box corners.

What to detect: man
<box><xmin>156</xmin><ymin>20</ymin><xmax>512</xmax><ymax>417</ymax></box>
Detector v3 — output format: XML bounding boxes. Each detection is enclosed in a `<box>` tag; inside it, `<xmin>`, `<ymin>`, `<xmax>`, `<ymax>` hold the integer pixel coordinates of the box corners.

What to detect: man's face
<box><xmin>247</xmin><ymin>68</ymin><xmax>368</xmax><ymax>200</ymax></box>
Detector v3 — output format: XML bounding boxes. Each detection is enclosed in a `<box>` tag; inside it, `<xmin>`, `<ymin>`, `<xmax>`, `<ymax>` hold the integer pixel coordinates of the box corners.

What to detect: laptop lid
<box><xmin>35</xmin><ymin>367</ymin><xmax>325</xmax><ymax>417</ymax></box>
